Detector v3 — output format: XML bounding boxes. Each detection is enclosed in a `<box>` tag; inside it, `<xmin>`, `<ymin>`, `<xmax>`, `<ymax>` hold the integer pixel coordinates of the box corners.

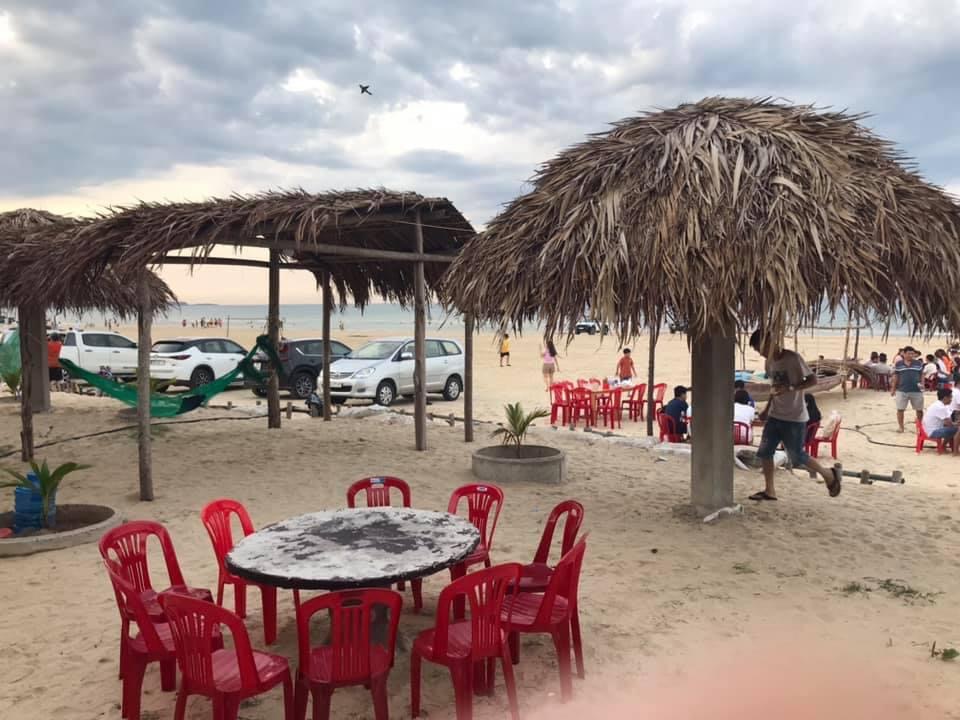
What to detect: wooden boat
<box><xmin>745</xmin><ymin>369</ymin><xmax>844</xmax><ymax>402</ymax></box>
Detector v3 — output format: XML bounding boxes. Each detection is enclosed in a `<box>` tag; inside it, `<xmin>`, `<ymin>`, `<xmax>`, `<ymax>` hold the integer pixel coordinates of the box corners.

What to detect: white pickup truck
<box><xmin>58</xmin><ymin>330</ymin><xmax>139</xmax><ymax>379</ymax></box>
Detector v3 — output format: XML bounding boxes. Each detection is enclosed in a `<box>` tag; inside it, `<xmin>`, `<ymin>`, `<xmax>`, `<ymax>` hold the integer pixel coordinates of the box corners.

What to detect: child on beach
<box><xmin>541</xmin><ymin>339</ymin><xmax>559</xmax><ymax>390</ymax></box>
<box><xmin>615</xmin><ymin>348</ymin><xmax>636</xmax><ymax>381</ymax></box>
<box><xmin>499</xmin><ymin>334</ymin><xmax>511</xmax><ymax>367</ymax></box>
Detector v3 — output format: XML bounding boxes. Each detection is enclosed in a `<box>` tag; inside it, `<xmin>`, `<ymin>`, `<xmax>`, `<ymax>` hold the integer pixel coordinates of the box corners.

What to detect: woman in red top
<box><xmin>47</xmin><ymin>333</ymin><xmax>63</xmax><ymax>381</ymax></box>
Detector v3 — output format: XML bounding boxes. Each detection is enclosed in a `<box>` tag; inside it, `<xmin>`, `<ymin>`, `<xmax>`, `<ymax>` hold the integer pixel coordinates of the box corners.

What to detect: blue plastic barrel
<box><xmin>12</xmin><ymin>472</ymin><xmax>54</xmax><ymax>533</ymax></box>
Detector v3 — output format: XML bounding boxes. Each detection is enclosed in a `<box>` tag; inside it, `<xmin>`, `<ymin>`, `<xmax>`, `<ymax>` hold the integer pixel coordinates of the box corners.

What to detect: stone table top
<box><xmin>225</xmin><ymin>507</ymin><xmax>480</xmax><ymax>590</ymax></box>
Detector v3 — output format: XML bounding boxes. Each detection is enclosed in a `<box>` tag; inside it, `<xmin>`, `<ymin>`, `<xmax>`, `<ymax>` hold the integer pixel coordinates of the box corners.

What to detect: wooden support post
<box><xmin>645</xmin><ymin>326</ymin><xmax>658</xmax><ymax>436</ymax></box>
<box><xmin>464</xmin><ymin>313</ymin><xmax>474</xmax><ymax>442</ymax></box>
<box><xmin>286</xmin><ymin>402</ymin><xmax>293</xmax><ymax>420</ymax></box>
<box><xmin>690</xmin><ymin>331</ymin><xmax>736</xmax><ymax>514</ymax></box>
<box><xmin>841</xmin><ymin>314</ymin><xmax>852</xmax><ymax>400</ymax></box>
<box><xmin>137</xmin><ymin>276</ymin><xmax>154</xmax><ymax>501</ymax></box>
<box><xmin>414</xmin><ymin>211</ymin><xmax>427</xmax><ymax>451</ymax></box>
<box><xmin>267</xmin><ymin>249</ymin><xmax>281</xmax><ymax>429</ymax></box>
<box><xmin>18</xmin><ymin>306</ymin><xmax>35</xmax><ymax>461</ymax></box>
<box><xmin>322</xmin><ymin>272</ymin><xmax>332</xmax><ymax>422</ymax></box>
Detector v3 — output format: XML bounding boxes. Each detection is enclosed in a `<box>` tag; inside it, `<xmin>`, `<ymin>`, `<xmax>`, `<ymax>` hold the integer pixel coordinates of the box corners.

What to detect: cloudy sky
<box><xmin>2</xmin><ymin>0</ymin><xmax>959</xmax><ymax>303</ymax></box>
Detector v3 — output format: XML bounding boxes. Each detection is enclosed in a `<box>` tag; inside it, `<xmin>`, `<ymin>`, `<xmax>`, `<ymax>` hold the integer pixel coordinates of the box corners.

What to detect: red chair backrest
<box><xmin>653</xmin><ymin>384</ymin><xmax>667</xmax><ymax>402</ymax></box>
<box><xmin>533</xmin><ymin>500</ymin><xmax>585</xmax><ymax>566</ymax></box>
<box><xmin>804</xmin><ymin>422</ymin><xmax>821</xmax><ymax>446</ymax></box>
<box><xmin>628</xmin><ymin>384</ymin><xmax>646</xmax><ymax>403</ymax></box>
<box><xmin>200</xmin><ymin>499</ymin><xmax>256</xmax><ymax>573</ymax></box>
<box><xmin>549</xmin><ymin>384</ymin><xmax>569</xmax><ymax>405</ymax></box>
<box><xmin>533</xmin><ymin>535</ymin><xmax>588</xmax><ymax>625</ymax></box>
<box><xmin>658</xmin><ymin>412</ymin><xmax>679</xmax><ymax>438</ymax></box>
<box><xmin>99</xmin><ymin>520</ymin><xmax>186</xmax><ymax>594</ymax></box>
<box><xmin>576</xmin><ymin>379</ymin><xmax>590</xmax><ymax>389</ymax></box>
<box><xmin>733</xmin><ymin>421</ymin><xmax>751</xmax><ymax>445</ymax></box>
<box><xmin>828</xmin><ymin>419</ymin><xmax>842</xmax><ymax>441</ymax></box>
<box><xmin>103</xmin><ymin>559</ymin><xmax>167</xmax><ymax>654</ymax></box>
<box><xmin>296</xmin><ymin>588</ymin><xmax>402</xmax><ymax>683</ymax></box>
<box><xmin>448</xmin><ymin>483</ymin><xmax>504</xmax><ymax>553</ymax></box>
<box><xmin>346</xmin><ymin>476</ymin><xmax>412</xmax><ymax>508</ymax></box>
<box><xmin>432</xmin><ymin>563</ymin><xmax>521</xmax><ymax>660</ymax></box>
<box><xmin>160</xmin><ymin>592</ymin><xmax>259</xmax><ymax>692</ymax></box>
<box><xmin>570</xmin><ymin>387</ymin><xmax>592</xmax><ymax>405</ymax></box>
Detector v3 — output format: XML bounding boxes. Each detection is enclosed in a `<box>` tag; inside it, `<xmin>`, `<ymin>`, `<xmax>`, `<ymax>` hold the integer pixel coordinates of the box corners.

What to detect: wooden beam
<box><xmin>17</xmin><ymin>305</ymin><xmax>36</xmax><ymax>461</ymax></box>
<box><xmin>464</xmin><ymin>314</ymin><xmax>474</xmax><ymax>442</ymax></box>
<box><xmin>231</xmin><ymin>239</ymin><xmax>457</xmax><ymax>264</ymax></box>
<box><xmin>136</xmin><ymin>276</ymin><xmax>154</xmax><ymax>501</ymax></box>
<box><xmin>646</xmin><ymin>326</ymin><xmax>658</xmax><ymax>436</ymax></box>
<box><xmin>322</xmin><ymin>272</ymin><xmax>332</xmax><ymax>422</ymax></box>
<box><xmin>267</xmin><ymin>249</ymin><xmax>281</xmax><ymax>429</ymax></box>
<box><xmin>156</xmin><ymin>256</ymin><xmax>316</xmax><ymax>270</ymax></box>
<box><xmin>414</xmin><ymin>211</ymin><xmax>427</xmax><ymax>451</ymax></box>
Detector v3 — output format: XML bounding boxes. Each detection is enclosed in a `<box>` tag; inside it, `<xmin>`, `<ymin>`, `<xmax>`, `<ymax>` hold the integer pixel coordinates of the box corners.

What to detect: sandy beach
<box><xmin>1</xmin><ymin>326</ymin><xmax>959</xmax><ymax>719</ymax></box>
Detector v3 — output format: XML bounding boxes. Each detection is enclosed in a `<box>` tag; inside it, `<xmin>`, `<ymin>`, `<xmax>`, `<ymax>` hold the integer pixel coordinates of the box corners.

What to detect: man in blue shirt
<box><xmin>891</xmin><ymin>345</ymin><xmax>924</xmax><ymax>433</ymax></box>
<box><xmin>663</xmin><ymin>385</ymin><xmax>689</xmax><ymax>438</ymax></box>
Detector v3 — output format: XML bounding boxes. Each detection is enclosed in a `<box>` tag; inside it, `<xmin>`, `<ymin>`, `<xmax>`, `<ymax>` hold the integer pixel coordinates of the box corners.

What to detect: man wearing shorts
<box><xmin>891</xmin><ymin>345</ymin><xmax>924</xmax><ymax>432</ymax></box>
<box><xmin>749</xmin><ymin>329</ymin><xmax>842</xmax><ymax>501</ymax></box>
<box><xmin>499</xmin><ymin>334</ymin><xmax>511</xmax><ymax>367</ymax></box>
<box><xmin>922</xmin><ymin>388</ymin><xmax>958</xmax><ymax>453</ymax></box>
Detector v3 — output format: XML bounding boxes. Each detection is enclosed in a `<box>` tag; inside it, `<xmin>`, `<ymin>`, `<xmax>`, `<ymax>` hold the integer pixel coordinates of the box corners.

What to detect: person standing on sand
<box><xmin>47</xmin><ymin>333</ymin><xmax>63</xmax><ymax>382</ymax></box>
<box><xmin>750</xmin><ymin>329</ymin><xmax>842</xmax><ymax>501</ymax></box>
<box><xmin>615</xmin><ymin>348</ymin><xmax>636</xmax><ymax>381</ymax></box>
<box><xmin>541</xmin><ymin>339</ymin><xmax>559</xmax><ymax>390</ymax></box>
<box><xmin>499</xmin><ymin>334</ymin><xmax>511</xmax><ymax>367</ymax></box>
<box><xmin>891</xmin><ymin>345</ymin><xmax>924</xmax><ymax>432</ymax></box>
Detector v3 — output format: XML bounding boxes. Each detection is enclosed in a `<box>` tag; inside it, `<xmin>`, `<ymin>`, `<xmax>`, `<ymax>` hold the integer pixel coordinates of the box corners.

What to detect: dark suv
<box><xmin>246</xmin><ymin>338</ymin><xmax>352</xmax><ymax>399</ymax></box>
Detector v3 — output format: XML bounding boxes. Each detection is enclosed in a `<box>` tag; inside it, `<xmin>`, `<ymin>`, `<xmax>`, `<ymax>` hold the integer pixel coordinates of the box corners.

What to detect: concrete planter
<box><xmin>472</xmin><ymin>445</ymin><xmax>566</xmax><ymax>484</ymax></box>
<box><xmin>0</xmin><ymin>504</ymin><xmax>123</xmax><ymax>557</ymax></box>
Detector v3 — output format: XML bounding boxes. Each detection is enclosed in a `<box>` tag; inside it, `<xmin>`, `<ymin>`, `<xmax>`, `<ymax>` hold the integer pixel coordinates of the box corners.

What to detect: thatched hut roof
<box><xmin>445</xmin><ymin>97</ymin><xmax>960</xmax><ymax>341</ymax></box>
<box><xmin>0</xmin><ymin>209</ymin><xmax>176</xmax><ymax>316</ymax></box>
<box><xmin>13</xmin><ymin>189</ymin><xmax>475</xmax><ymax>310</ymax></box>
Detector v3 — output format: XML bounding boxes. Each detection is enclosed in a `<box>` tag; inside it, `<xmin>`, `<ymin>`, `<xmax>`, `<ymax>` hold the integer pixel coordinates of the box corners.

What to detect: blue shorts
<box><xmin>929</xmin><ymin>427</ymin><xmax>958</xmax><ymax>440</ymax></box>
<box><xmin>756</xmin><ymin>417</ymin><xmax>809</xmax><ymax>466</ymax></box>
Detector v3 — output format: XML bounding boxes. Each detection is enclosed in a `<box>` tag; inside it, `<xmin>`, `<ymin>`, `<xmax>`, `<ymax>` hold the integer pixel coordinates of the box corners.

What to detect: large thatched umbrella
<box><xmin>0</xmin><ymin>209</ymin><xmax>176</xmax><ymax>460</ymax></box>
<box><xmin>446</xmin><ymin>97</ymin><xmax>960</xmax><ymax>513</ymax></box>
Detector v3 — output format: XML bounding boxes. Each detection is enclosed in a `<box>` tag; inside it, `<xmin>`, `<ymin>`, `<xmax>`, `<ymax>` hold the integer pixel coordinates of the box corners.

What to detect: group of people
<box><xmin>889</xmin><ymin>345</ymin><xmax>960</xmax><ymax>451</ymax></box>
<box><xmin>184</xmin><ymin>317</ymin><xmax>225</xmax><ymax>329</ymax></box>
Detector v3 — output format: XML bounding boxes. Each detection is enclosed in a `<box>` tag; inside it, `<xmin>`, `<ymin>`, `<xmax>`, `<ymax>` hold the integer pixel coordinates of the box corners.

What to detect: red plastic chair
<box><xmin>808</xmin><ymin>420</ymin><xmax>841</xmax><ymax>459</ymax></box>
<box><xmin>549</xmin><ymin>383</ymin><xmax>572</xmax><ymax>425</ymax></box>
<box><xmin>924</xmin><ymin>375</ymin><xmax>938</xmax><ymax>391</ymax></box>
<box><xmin>447</xmin><ymin>483</ymin><xmax>505</xmax><ymax>620</ymax></box>
<box><xmin>858</xmin><ymin>375</ymin><xmax>872</xmax><ymax>389</ymax></box>
<box><xmin>651</xmin><ymin>383</ymin><xmax>667</xmax><ymax>414</ymax></box>
<box><xmin>347</xmin><ymin>477</ymin><xmax>423</xmax><ymax>612</ymax></box>
<box><xmin>160</xmin><ymin>592</ymin><xmax>294</xmax><ymax>720</ymax></box>
<box><xmin>657</xmin><ymin>413</ymin><xmax>684</xmax><ymax>442</ymax></box>
<box><xmin>517</xmin><ymin>500</ymin><xmax>585</xmax><ymax>594</ymax></box>
<box><xmin>100</xmin><ymin>521</ymin><xmax>213</xmax><ymax>675</ymax></box>
<box><xmin>501</xmin><ymin>536</ymin><xmax>588</xmax><ymax>701</ymax></box>
<box><xmin>575</xmin><ymin>379</ymin><xmax>590</xmax><ymax>389</ymax></box>
<box><xmin>595</xmin><ymin>387</ymin><xmax>623</xmax><ymax>428</ymax></box>
<box><xmin>569</xmin><ymin>387</ymin><xmax>595</xmax><ymax>427</ymax></box>
<box><xmin>916</xmin><ymin>419</ymin><xmax>954</xmax><ymax>454</ymax></box>
<box><xmin>621</xmin><ymin>383</ymin><xmax>646</xmax><ymax>421</ymax></box>
<box><xmin>295</xmin><ymin>589</ymin><xmax>402</xmax><ymax>720</ymax></box>
<box><xmin>801</xmin><ymin>421</ymin><xmax>821</xmax><ymax>457</ymax></box>
<box><xmin>201</xmin><ymin>499</ymin><xmax>279</xmax><ymax>645</ymax></box>
<box><xmin>733</xmin><ymin>421</ymin><xmax>752</xmax><ymax>445</ymax></box>
<box><xmin>103</xmin><ymin>559</ymin><xmax>179</xmax><ymax>720</ymax></box>
<box><xmin>411</xmin><ymin>564</ymin><xmax>521</xmax><ymax>720</ymax></box>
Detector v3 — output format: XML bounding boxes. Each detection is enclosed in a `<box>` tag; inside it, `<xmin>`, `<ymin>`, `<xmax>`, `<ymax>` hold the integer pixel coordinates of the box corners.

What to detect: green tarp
<box><xmin>0</xmin><ymin>329</ymin><xmax>21</xmax><ymax>392</ymax></box>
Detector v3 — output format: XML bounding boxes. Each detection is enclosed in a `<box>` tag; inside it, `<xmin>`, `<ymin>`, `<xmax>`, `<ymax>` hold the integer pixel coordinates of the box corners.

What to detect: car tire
<box><xmin>291</xmin><ymin>370</ymin><xmax>316</xmax><ymax>400</ymax></box>
<box><xmin>190</xmin><ymin>366</ymin><xmax>215</xmax><ymax>389</ymax></box>
<box><xmin>588</xmin><ymin>327</ymin><xmax>596</xmax><ymax>335</ymax></box>
<box><xmin>443</xmin><ymin>375</ymin><xmax>463</xmax><ymax>401</ymax></box>
<box><xmin>251</xmin><ymin>386</ymin><xmax>268</xmax><ymax>398</ymax></box>
<box><xmin>331</xmin><ymin>396</ymin><xmax>347</xmax><ymax>405</ymax></box>
<box><xmin>375</xmin><ymin>380</ymin><xmax>396</xmax><ymax>406</ymax></box>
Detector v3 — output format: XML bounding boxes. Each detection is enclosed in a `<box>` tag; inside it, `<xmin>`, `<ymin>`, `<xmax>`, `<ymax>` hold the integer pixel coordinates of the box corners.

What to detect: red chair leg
<box><xmin>261</xmin><ymin>585</ymin><xmax>278</xmax><ymax>645</ymax></box>
<box><xmin>160</xmin><ymin>658</ymin><xmax>176</xmax><ymax>691</ymax></box>
<box><xmin>295</xmin><ymin>675</ymin><xmax>309</xmax><ymax>720</ymax></box>
<box><xmin>500</xmin><ymin>643</ymin><xmax>521</xmax><ymax>720</ymax></box>
<box><xmin>450</xmin><ymin>563</ymin><xmax>467</xmax><ymax>620</ymax></box>
<box><xmin>508</xmin><ymin>631</ymin><xmax>520</xmax><ymax>664</ymax></box>
<box><xmin>216</xmin><ymin>578</ymin><xmax>225</xmax><ymax>606</ymax></box>
<box><xmin>410</xmin><ymin>651</ymin><xmax>423</xmax><ymax>718</ymax></box>
<box><xmin>122</xmin><ymin>656</ymin><xmax>147</xmax><ymax>720</ymax></box>
<box><xmin>450</xmin><ymin>662</ymin><xmax>474</xmax><ymax>720</ymax></box>
<box><xmin>370</xmin><ymin>675</ymin><xmax>389</xmax><ymax>720</ymax></box>
<box><xmin>411</xmin><ymin>579</ymin><xmax>424</xmax><ymax>613</ymax></box>
<box><xmin>234</xmin><ymin>581</ymin><xmax>248</xmax><ymax>619</ymax></box>
<box><xmin>312</xmin><ymin>687</ymin><xmax>333</xmax><ymax>720</ymax></box>
<box><xmin>281</xmin><ymin>672</ymin><xmax>294</xmax><ymax>720</ymax></box>
<box><xmin>571</xmin><ymin>607</ymin><xmax>585</xmax><ymax>679</ymax></box>
<box><xmin>552</xmin><ymin>622</ymin><xmax>574</xmax><ymax>701</ymax></box>
<box><xmin>223</xmin><ymin>695</ymin><xmax>241</xmax><ymax>720</ymax></box>
<box><xmin>174</xmin><ymin>688</ymin><xmax>189</xmax><ymax>720</ymax></box>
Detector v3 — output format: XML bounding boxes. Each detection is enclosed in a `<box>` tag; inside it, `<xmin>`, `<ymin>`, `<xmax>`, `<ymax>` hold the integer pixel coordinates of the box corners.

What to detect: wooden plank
<box><xmin>322</xmin><ymin>273</ymin><xmax>332</xmax><ymax>422</ymax></box>
<box><xmin>220</xmin><ymin>239</ymin><xmax>457</xmax><ymax>264</ymax></box>
<box><xmin>414</xmin><ymin>211</ymin><xmax>427</xmax><ymax>451</ymax></box>
<box><xmin>267</xmin><ymin>249</ymin><xmax>282</xmax><ymax>429</ymax></box>
<box><xmin>136</xmin><ymin>276</ymin><xmax>154</xmax><ymax>501</ymax></box>
<box><xmin>464</xmin><ymin>313</ymin><xmax>474</xmax><ymax>442</ymax></box>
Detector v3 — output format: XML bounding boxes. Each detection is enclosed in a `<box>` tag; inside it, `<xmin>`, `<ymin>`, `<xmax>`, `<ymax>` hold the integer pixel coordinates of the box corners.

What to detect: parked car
<box><xmin>327</xmin><ymin>337</ymin><xmax>465</xmax><ymax>406</ymax></box>
<box><xmin>59</xmin><ymin>330</ymin><xmax>139</xmax><ymax>379</ymax></box>
<box><xmin>574</xmin><ymin>320</ymin><xmax>609</xmax><ymax>335</ymax></box>
<box><xmin>246</xmin><ymin>338</ymin><xmax>352</xmax><ymax>399</ymax></box>
<box><xmin>149</xmin><ymin>337</ymin><xmax>247</xmax><ymax>389</ymax></box>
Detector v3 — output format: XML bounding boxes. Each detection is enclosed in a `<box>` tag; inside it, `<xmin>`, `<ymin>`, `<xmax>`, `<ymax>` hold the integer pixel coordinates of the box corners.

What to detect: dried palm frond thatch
<box><xmin>9</xmin><ymin>189</ymin><xmax>474</xmax><ymax>310</ymax></box>
<box><xmin>0</xmin><ymin>210</ymin><xmax>176</xmax><ymax>316</ymax></box>
<box><xmin>444</xmin><ymin>97</ymin><xmax>960</xmax><ymax>342</ymax></box>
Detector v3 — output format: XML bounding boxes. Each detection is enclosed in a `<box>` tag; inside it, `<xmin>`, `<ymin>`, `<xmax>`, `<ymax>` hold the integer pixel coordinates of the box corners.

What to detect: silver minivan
<box><xmin>327</xmin><ymin>336</ymin><xmax>465</xmax><ymax>406</ymax></box>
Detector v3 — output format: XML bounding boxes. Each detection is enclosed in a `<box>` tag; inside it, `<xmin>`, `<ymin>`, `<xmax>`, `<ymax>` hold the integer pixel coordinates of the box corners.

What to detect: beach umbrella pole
<box><xmin>689</xmin><ymin>331</ymin><xmax>735</xmax><ymax>514</ymax></box>
<box><xmin>136</xmin><ymin>275</ymin><xmax>154</xmax><ymax>501</ymax></box>
<box><xmin>464</xmin><ymin>313</ymin><xmax>474</xmax><ymax>442</ymax></box>
<box><xmin>267</xmin><ymin>249</ymin><xmax>281</xmax><ymax>429</ymax></box>
<box><xmin>414</xmin><ymin>210</ymin><xmax>427</xmax><ymax>450</ymax></box>
<box><xmin>322</xmin><ymin>272</ymin><xmax>332</xmax><ymax>421</ymax></box>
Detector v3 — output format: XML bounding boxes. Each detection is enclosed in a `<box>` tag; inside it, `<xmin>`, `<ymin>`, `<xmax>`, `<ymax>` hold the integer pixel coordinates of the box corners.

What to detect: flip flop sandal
<box><xmin>827</xmin><ymin>467</ymin><xmax>842</xmax><ymax>497</ymax></box>
<box><xmin>748</xmin><ymin>491</ymin><xmax>778</xmax><ymax>501</ymax></box>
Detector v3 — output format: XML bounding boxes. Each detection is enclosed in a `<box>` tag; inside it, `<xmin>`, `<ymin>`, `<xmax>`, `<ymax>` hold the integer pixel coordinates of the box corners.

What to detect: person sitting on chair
<box><xmin>922</xmin><ymin>388</ymin><xmax>959</xmax><ymax>454</ymax></box>
<box><xmin>663</xmin><ymin>385</ymin><xmax>690</xmax><ymax>438</ymax></box>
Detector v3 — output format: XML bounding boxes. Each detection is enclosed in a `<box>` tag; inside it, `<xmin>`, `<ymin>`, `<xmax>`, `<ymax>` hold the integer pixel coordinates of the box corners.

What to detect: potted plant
<box><xmin>472</xmin><ymin>402</ymin><xmax>567</xmax><ymax>484</ymax></box>
<box><xmin>1</xmin><ymin>459</ymin><xmax>91</xmax><ymax>531</ymax></box>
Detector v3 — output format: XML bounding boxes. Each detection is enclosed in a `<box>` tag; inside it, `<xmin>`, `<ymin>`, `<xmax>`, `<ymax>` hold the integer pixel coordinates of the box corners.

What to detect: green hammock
<box><xmin>59</xmin><ymin>335</ymin><xmax>284</xmax><ymax>417</ymax></box>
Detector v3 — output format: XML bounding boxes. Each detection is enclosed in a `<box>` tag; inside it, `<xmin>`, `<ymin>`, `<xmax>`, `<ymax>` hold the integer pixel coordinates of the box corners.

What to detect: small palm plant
<box><xmin>1</xmin><ymin>460</ymin><xmax>91</xmax><ymax>528</ymax></box>
<box><xmin>492</xmin><ymin>402</ymin><xmax>550</xmax><ymax>450</ymax></box>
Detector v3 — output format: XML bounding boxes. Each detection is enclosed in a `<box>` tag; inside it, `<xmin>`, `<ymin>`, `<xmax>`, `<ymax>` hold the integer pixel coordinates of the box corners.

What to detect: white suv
<box><xmin>327</xmin><ymin>337</ymin><xmax>464</xmax><ymax>406</ymax></box>
<box><xmin>59</xmin><ymin>330</ymin><xmax>139</xmax><ymax>379</ymax></box>
<box><xmin>150</xmin><ymin>337</ymin><xmax>248</xmax><ymax>388</ymax></box>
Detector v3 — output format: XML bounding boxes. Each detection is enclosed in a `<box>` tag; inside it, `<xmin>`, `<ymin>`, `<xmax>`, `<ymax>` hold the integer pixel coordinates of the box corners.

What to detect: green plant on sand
<box><xmin>931</xmin><ymin>642</ymin><xmax>959</xmax><ymax>662</ymax></box>
<box><xmin>0</xmin><ymin>459</ymin><xmax>91</xmax><ymax>527</ymax></box>
<box><xmin>1</xmin><ymin>369</ymin><xmax>20</xmax><ymax>395</ymax></box>
<box><xmin>492</xmin><ymin>402</ymin><xmax>550</xmax><ymax>450</ymax></box>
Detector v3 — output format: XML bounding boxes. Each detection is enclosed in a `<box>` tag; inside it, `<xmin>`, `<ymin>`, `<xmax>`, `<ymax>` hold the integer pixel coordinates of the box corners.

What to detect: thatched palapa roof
<box><xmin>445</xmin><ymin>97</ymin><xmax>960</xmax><ymax>341</ymax></box>
<box><xmin>0</xmin><ymin>209</ymin><xmax>176</xmax><ymax>316</ymax></box>
<box><xmin>14</xmin><ymin>189</ymin><xmax>475</xmax><ymax>310</ymax></box>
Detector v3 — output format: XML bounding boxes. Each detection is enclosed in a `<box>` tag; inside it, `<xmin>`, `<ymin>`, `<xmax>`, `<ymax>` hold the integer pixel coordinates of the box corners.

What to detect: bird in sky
<box><xmin>359</xmin><ymin>84</ymin><xmax>372</xmax><ymax>95</ymax></box>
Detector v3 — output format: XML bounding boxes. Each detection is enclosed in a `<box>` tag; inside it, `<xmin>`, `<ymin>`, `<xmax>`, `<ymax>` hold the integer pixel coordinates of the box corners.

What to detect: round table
<box><xmin>225</xmin><ymin>507</ymin><xmax>480</xmax><ymax>591</ymax></box>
